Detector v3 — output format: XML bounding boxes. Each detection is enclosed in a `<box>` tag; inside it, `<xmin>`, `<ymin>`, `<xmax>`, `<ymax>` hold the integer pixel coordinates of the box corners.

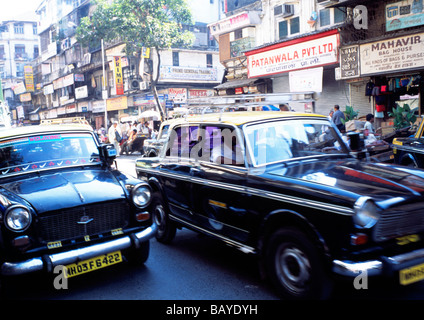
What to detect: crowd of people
<box><xmin>97</xmin><ymin>119</ymin><xmax>155</xmax><ymax>155</ymax></box>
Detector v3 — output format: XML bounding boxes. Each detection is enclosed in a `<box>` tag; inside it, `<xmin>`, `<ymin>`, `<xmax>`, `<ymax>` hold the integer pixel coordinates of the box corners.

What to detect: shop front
<box><xmin>339</xmin><ymin>31</ymin><xmax>424</xmax><ymax>129</ymax></box>
<box><xmin>244</xmin><ymin>29</ymin><xmax>349</xmax><ymax>115</ymax></box>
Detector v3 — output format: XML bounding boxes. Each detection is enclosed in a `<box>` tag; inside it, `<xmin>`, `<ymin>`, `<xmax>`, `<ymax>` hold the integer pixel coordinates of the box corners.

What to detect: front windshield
<box><xmin>0</xmin><ymin>132</ymin><xmax>101</xmax><ymax>176</ymax></box>
<box><xmin>244</xmin><ymin>118</ymin><xmax>349</xmax><ymax>166</ymax></box>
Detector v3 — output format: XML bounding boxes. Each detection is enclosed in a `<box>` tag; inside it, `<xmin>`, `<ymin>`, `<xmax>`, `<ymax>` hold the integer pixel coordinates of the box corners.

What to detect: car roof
<box><xmin>168</xmin><ymin>111</ymin><xmax>327</xmax><ymax>126</ymax></box>
<box><xmin>0</xmin><ymin>124</ymin><xmax>94</xmax><ymax>139</ymax></box>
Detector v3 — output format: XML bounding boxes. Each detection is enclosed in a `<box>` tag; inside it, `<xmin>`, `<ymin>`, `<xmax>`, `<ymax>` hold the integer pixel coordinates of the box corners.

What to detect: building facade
<box><xmin>0</xmin><ymin>19</ymin><xmax>39</xmax><ymax>120</ymax></box>
<box><xmin>210</xmin><ymin>0</ymin><xmax>424</xmax><ymax>121</ymax></box>
<box><xmin>22</xmin><ymin>0</ymin><xmax>225</xmax><ymax>129</ymax></box>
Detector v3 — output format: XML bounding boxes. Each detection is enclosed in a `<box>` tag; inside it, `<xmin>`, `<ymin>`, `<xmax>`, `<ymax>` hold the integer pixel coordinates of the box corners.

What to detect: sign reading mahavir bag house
<box><xmin>360</xmin><ymin>32</ymin><xmax>424</xmax><ymax>76</ymax></box>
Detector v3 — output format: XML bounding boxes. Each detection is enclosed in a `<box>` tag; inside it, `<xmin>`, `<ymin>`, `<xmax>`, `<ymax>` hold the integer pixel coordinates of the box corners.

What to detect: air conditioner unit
<box><xmin>130</xmin><ymin>79</ymin><xmax>149</xmax><ymax>91</ymax></box>
<box><xmin>130</xmin><ymin>79</ymin><xmax>140</xmax><ymax>90</ymax></box>
<box><xmin>140</xmin><ymin>81</ymin><xmax>149</xmax><ymax>90</ymax></box>
<box><xmin>317</xmin><ymin>0</ymin><xmax>339</xmax><ymax>7</ymax></box>
<box><xmin>274</xmin><ymin>4</ymin><xmax>294</xmax><ymax>17</ymax></box>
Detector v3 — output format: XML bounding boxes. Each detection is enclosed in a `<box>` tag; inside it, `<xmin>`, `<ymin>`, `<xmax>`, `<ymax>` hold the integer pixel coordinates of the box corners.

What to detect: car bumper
<box><xmin>0</xmin><ymin>223</ymin><xmax>157</xmax><ymax>276</ymax></box>
<box><xmin>333</xmin><ymin>247</ymin><xmax>424</xmax><ymax>278</ymax></box>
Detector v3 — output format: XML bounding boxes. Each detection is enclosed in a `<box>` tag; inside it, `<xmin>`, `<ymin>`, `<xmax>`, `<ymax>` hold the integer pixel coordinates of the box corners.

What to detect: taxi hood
<box><xmin>0</xmin><ymin>169</ymin><xmax>125</xmax><ymax>214</ymax></box>
<box><xmin>266</xmin><ymin>159</ymin><xmax>424</xmax><ymax>201</ymax></box>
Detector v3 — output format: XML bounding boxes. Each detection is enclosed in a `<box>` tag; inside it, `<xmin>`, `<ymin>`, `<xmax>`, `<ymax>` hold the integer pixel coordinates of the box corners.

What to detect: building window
<box><xmin>234</xmin><ymin>29</ymin><xmax>243</xmax><ymax>40</ymax></box>
<box><xmin>15</xmin><ymin>45</ymin><xmax>26</xmax><ymax>59</ymax></box>
<box><xmin>319</xmin><ymin>9</ymin><xmax>331</xmax><ymax>27</ymax></box>
<box><xmin>33</xmin><ymin>46</ymin><xmax>39</xmax><ymax>59</ymax></box>
<box><xmin>206</xmin><ymin>54</ymin><xmax>213</xmax><ymax>68</ymax></box>
<box><xmin>14</xmin><ymin>23</ymin><xmax>24</xmax><ymax>34</ymax></box>
<box><xmin>33</xmin><ymin>23</ymin><xmax>38</xmax><ymax>35</ymax></box>
<box><xmin>319</xmin><ymin>7</ymin><xmax>346</xmax><ymax>27</ymax></box>
<box><xmin>290</xmin><ymin>17</ymin><xmax>300</xmax><ymax>34</ymax></box>
<box><xmin>334</xmin><ymin>8</ymin><xmax>347</xmax><ymax>23</ymax></box>
<box><xmin>279</xmin><ymin>21</ymin><xmax>288</xmax><ymax>38</ymax></box>
<box><xmin>16</xmin><ymin>63</ymin><xmax>25</xmax><ymax>77</ymax></box>
<box><xmin>278</xmin><ymin>17</ymin><xmax>300</xmax><ymax>39</ymax></box>
<box><xmin>172</xmin><ymin>51</ymin><xmax>179</xmax><ymax>66</ymax></box>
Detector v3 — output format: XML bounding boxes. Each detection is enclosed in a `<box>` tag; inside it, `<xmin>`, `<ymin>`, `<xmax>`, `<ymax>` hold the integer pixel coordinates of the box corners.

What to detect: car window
<box><xmin>166</xmin><ymin>125</ymin><xmax>200</xmax><ymax>159</ymax></box>
<box><xmin>0</xmin><ymin>132</ymin><xmax>100</xmax><ymax>176</ymax></box>
<box><xmin>201</xmin><ymin>125</ymin><xmax>244</xmax><ymax>166</ymax></box>
<box><xmin>244</xmin><ymin>118</ymin><xmax>349</xmax><ymax>166</ymax></box>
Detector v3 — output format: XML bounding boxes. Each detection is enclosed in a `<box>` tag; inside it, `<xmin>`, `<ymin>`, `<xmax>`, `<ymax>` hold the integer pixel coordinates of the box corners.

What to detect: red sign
<box><xmin>114</xmin><ymin>56</ymin><xmax>124</xmax><ymax>95</ymax></box>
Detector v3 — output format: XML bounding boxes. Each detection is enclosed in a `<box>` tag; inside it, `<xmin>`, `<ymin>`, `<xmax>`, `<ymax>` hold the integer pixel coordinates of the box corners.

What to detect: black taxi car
<box><xmin>136</xmin><ymin>111</ymin><xmax>424</xmax><ymax>299</ymax></box>
<box><xmin>392</xmin><ymin>118</ymin><xmax>424</xmax><ymax>168</ymax></box>
<box><xmin>0</xmin><ymin>123</ymin><xmax>156</xmax><ymax>285</ymax></box>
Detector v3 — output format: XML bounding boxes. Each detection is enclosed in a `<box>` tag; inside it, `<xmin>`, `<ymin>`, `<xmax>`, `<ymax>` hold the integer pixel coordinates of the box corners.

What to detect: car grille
<box><xmin>374</xmin><ymin>205</ymin><xmax>424</xmax><ymax>242</ymax></box>
<box><xmin>37</xmin><ymin>201</ymin><xmax>130</xmax><ymax>243</ymax></box>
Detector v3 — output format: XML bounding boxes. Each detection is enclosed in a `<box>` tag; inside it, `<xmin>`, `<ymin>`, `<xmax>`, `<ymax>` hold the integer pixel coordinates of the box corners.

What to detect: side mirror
<box><xmin>99</xmin><ymin>144</ymin><xmax>117</xmax><ymax>165</ymax></box>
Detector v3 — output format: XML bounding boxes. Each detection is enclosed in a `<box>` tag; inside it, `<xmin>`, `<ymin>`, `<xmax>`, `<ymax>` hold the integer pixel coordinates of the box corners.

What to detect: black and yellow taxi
<box><xmin>0</xmin><ymin>123</ymin><xmax>156</xmax><ymax>285</ymax></box>
<box><xmin>136</xmin><ymin>110</ymin><xmax>424</xmax><ymax>299</ymax></box>
<box><xmin>392</xmin><ymin>118</ymin><xmax>424</xmax><ymax>168</ymax></box>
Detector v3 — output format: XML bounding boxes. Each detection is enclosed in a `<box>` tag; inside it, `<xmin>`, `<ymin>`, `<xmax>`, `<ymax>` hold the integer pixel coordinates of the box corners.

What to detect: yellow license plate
<box><xmin>65</xmin><ymin>251</ymin><xmax>122</xmax><ymax>278</ymax></box>
<box><xmin>399</xmin><ymin>263</ymin><xmax>424</xmax><ymax>285</ymax></box>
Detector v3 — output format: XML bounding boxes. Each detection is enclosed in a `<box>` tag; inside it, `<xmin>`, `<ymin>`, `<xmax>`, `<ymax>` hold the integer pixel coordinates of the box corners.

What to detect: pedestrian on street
<box><xmin>332</xmin><ymin>105</ymin><xmax>346</xmax><ymax>132</ymax></box>
<box><xmin>364</xmin><ymin>113</ymin><xmax>375</xmax><ymax>135</ymax></box>
<box><xmin>108</xmin><ymin>121</ymin><xmax>122</xmax><ymax>155</ymax></box>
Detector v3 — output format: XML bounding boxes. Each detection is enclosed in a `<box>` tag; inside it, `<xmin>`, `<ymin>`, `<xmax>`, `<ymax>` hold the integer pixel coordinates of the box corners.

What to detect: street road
<box><xmin>2</xmin><ymin>154</ymin><xmax>424</xmax><ymax>300</ymax></box>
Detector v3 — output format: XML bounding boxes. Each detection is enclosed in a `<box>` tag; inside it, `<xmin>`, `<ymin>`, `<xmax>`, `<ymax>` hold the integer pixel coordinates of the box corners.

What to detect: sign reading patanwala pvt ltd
<box><xmin>360</xmin><ymin>32</ymin><xmax>424</xmax><ymax>76</ymax></box>
<box><xmin>246</xmin><ymin>30</ymin><xmax>339</xmax><ymax>78</ymax></box>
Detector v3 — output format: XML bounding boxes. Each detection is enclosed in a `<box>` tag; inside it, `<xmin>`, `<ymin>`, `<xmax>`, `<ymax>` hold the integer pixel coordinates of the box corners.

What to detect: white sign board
<box><xmin>289</xmin><ymin>67</ymin><xmax>323</xmax><ymax>93</ymax></box>
<box><xmin>360</xmin><ymin>33</ymin><xmax>424</xmax><ymax>75</ymax></box>
<box><xmin>247</xmin><ymin>31</ymin><xmax>339</xmax><ymax>78</ymax></box>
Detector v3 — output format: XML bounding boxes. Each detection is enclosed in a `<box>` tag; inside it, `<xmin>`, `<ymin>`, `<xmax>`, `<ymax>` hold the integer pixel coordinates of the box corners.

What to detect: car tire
<box><xmin>152</xmin><ymin>192</ymin><xmax>177</xmax><ymax>244</ymax></box>
<box><xmin>127</xmin><ymin>240</ymin><xmax>150</xmax><ymax>265</ymax></box>
<box><xmin>265</xmin><ymin>227</ymin><xmax>333</xmax><ymax>300</ymax></box>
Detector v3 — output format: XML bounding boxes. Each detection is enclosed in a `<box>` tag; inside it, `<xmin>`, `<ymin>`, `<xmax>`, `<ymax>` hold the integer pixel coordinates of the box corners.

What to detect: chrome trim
<box><xmin>136</xmin><ymin>167</ymin><xmax>354</xmax><ymax>216</ymax></box>
<box><xmin>170</xmin><ymin>215</ymin><xmax>256</xmax><ymax>254</ymax></box>
<box><xmin>388</xmin><ymin>248</ymin><xmax>424</xmax><ymax>265</ymax></box>
<box><xmin>333</xmin><ymin>247</ymin><xmax>424</xmax><ymax>278</ymax></box>
<box><xmin>332</xmin><ymin>259</ymin><xmax>383</xmax><ymax>277</ymax></box>
<box><xmin>0</xmin><ymin>223</ymin><xmax>157</xmax><ymax>276</ymax></box>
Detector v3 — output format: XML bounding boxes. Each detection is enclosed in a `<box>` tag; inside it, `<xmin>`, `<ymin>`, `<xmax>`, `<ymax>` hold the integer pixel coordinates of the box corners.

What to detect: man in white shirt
<box><xmin>108</xmin><ymin>122</ymin><xmax>122</xmax><ymax>155</ymax></box>
<box><xmin>364</xmin><ymin>113</ymin><xmax>375</xmax><ymax>134</ymax></box>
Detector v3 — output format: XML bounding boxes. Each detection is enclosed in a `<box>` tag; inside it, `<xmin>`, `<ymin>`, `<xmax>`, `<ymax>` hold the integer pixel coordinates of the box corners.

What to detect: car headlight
<box><xmin>353</xmin><ymin>197</ymin><xmax>380</xmax><ymax>229</ymax></box>
<box><xmin>5</xmin><ymin>205</ymin><xmax>32</xmax><ymax>232</ymax></box>
<box><xmin>132</xmin><ymin>184</ymin><xmax>151</xmax><ymax>208</ymax></box>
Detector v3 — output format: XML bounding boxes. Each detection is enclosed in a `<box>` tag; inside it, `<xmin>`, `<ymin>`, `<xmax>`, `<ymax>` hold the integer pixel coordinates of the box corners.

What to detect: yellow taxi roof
<box><xmin>174</xmin><ymin>111</ymin><xmax>327</xmax><ymax>126</ymax></box>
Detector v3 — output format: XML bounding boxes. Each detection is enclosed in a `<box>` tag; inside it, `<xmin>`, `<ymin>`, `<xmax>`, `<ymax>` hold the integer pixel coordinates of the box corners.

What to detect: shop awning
<box><xmin>214</xmin><ymin>78</ymin><xmax>261</xmax><ymax>90</ymax></box>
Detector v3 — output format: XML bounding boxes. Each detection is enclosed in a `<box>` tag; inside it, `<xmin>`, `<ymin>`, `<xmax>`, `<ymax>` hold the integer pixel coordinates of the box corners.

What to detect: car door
<box><xmin>190</xmin><ymin>124</ymin><xmax>251</xmax><ymax>244</ymax></box>
<box><xmin>159</xmin><ymin>124</ymin><xmax>199</xmax><ymax>223</ymax></box>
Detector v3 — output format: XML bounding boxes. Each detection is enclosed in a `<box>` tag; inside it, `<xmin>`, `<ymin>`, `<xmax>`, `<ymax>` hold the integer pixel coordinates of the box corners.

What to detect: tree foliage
<box><xmin>77</xmin><ymin>0</ymin><xmax>194</xmax><ymax>55</ymax></box>
<box><xmin>76</xmin><ymin>0</ymin><xmax>195</xmax><ymax>119</ymax></box>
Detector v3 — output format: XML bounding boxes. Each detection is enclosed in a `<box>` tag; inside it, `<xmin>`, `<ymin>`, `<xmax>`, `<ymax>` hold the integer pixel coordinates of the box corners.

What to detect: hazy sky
<box><xmin>0</xmin><ymin>0</ymin><xmax>41</xmax><ymax>22</ymax></box>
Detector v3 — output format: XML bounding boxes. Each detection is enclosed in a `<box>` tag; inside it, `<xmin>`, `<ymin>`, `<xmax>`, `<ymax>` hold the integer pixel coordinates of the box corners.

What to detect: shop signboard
<box><xmin>246</xmin><ymin>30</ymin><xmax>339</xmax><ymax>78</ymax></box>
<box><xmin>107</xmin><ymin>96</ymin><xmax>127</xmax><ymax>111</ymax></box>
<box><xmin>208</xmin><ymin>11</ymin><xmax>260</xmax><ymax>37</ymax></box>
<box><xmin>159</xmin><ymin>66</ymin><xmax>218</xmax><ymax>82</ymax></box>
<box><xmin>24</xmin><ymin>66</ymin><xmax>34</xmax><ymax>92</ymax></box>
<box><xmin>168</xmin><ymin>88</ymin><xmax>187</xmax><ymax>104</ymax></box>
<box><xmin>75</xmin><ymin>86</ymin><xmax>88</xmax><ymax>99</ymax></box>
<box><xmin>19</xmin><ymin>92</ymin><xmax>32</xmax><ymax>102</ymax></box>
<box><xmin>386</xmin><ymin>0</ymin><xmax>424</xmax><ymax>31</ymax></box>
<box><xmin>113</xmin><ymin>56</ymin><xmax>124</xmax><ymax>95</ymax></box>
<box><xmin>360</xmin><ymin>32</ymin><xmax>424</xmax><ymax>75</ymax></box>
<box><xmin>92</xmin><ymin>100</ymin><xmax>106</xmax><ymax>113</ymax></box>
<box><xmin>339</xmin><ymin>45</ymin><xmax>360</xmax><ymax>79</ymax></box>
<box><xmin>289</xmin><ymin>67</ymin><xmax>323</xmax><ymax>93</ymax></box>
